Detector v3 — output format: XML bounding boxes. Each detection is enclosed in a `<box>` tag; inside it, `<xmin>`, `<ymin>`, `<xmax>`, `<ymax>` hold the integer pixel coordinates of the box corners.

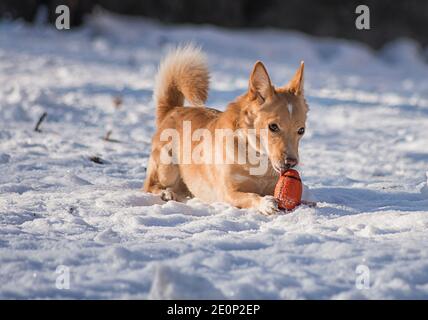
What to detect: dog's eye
<box><xmin>298</xmin><ymin>127</ymin><xmax>305</xmax><ymax>135</ymax></box>
<box><xmin>268</xmin><ymin>123</ymin><xmax>280</xmax><ymax>132</ymax></box>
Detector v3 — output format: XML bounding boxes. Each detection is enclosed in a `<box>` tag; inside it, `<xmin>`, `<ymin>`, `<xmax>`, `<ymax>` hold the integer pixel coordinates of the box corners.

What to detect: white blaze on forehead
<box><xmin>287</xmin><ymin>102</ymin><xmax>293</xmax><ymax>115</ymax></box>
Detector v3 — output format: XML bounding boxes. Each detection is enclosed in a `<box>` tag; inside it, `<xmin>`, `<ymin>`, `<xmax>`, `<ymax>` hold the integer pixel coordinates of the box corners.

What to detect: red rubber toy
<box><xmin>274</xmin><ymin>169</ymin><xmax>303</xmax><ymax>211</ymax></box>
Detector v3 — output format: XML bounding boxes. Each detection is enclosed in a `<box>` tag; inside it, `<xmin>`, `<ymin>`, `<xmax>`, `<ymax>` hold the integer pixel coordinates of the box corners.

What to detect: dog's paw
<box><xmin>258</xmin><ymin>196</ymin><xmax>280</xmax><ymax>215</ymax></box>
<box><xmin>160</xmin><ymin>189</ymin><xmax>177</xmax><ymax>202</ymax></box>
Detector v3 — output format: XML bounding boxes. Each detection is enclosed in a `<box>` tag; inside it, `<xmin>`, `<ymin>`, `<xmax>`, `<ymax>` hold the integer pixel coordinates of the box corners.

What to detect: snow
<box><xmin>1</xmin><ymin>11</ymin><xmax>428</xmax><ymax>299</ymax></box>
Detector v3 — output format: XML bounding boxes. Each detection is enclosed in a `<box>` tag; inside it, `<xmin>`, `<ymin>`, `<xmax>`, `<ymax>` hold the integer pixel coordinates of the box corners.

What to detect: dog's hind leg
<box><xmin>143</xmin><ymin>155</ymin><xmax>190</xmax><ymax>202</ymax></box>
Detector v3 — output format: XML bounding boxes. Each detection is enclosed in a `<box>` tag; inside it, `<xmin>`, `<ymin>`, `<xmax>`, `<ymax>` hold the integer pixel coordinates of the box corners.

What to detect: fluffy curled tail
<box><xmin>154</xmin><ymin>45</ymin><xmax>210</xmax><ymax>126</ymax></box>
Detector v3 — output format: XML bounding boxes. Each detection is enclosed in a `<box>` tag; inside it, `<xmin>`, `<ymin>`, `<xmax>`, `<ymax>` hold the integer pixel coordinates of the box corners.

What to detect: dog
<box><xmin>143</xmin><ymin>45</ymin><xmax>308</xmax><ymax>215</ymax></box>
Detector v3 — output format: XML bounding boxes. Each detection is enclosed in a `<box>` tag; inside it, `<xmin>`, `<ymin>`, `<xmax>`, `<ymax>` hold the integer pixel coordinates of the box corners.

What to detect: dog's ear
<box><xmin>285</xmin><ymin>61</ymin><xmax>304</xmax><ymax>95</ymax></box>
<box><xmin>248</xmin><ymin>61</ymin><xmax>273</xmax><ymax>103</ymax></box>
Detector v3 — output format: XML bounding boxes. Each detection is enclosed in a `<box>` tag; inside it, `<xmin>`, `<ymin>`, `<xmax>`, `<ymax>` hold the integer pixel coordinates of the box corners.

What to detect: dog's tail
<box><xmin>154</xmin><ymin>44</ymin><xmax>209</xmax><ymax>126</ymax></box>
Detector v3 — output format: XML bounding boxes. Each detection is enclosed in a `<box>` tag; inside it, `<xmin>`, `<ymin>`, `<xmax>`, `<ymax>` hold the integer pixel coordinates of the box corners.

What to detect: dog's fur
<box><xmin>143</xmin><ymin>45</ymin><xmax>308</xmax><ymax>215</ymax></box>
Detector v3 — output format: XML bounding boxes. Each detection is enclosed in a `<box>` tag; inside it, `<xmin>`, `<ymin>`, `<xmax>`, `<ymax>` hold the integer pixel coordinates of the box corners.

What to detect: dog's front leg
<box><xmin>225</xmin><ymin>191</ymin><xmax>280</xmax><ymax>215</ymax></box>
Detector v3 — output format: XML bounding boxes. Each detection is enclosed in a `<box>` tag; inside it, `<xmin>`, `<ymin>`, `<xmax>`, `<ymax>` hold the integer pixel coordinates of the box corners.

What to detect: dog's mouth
<box><xmin>272</xmin><ymin>163</ymin><xmax>292</xmax><ymax>175</ymax></box>
<box><xmin>272</xmin><ymin>160</ymin><xmax>298</xmax><ymax>175</ymax></box>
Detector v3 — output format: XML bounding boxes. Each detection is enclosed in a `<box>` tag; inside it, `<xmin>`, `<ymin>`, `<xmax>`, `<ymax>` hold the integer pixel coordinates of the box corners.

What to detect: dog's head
<box><xmin>242</xmin><ymin>61</ymin><xmax>308</xmax><ymax>174</ymax></box>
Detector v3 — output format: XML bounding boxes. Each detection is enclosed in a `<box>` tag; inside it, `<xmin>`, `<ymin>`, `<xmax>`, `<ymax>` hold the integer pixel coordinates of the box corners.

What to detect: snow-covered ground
<box><xmin>1</xmin><ymin>11</ymin><xmax>428</xmax><ymax>299</ymax></box>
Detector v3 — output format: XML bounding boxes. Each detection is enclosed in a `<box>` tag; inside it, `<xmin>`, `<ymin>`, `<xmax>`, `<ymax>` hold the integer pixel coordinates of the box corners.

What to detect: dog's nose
<box><xmin>285</xmin><ymin>157</ymin><xmax>298</xmax><ymax>168</ymax></box>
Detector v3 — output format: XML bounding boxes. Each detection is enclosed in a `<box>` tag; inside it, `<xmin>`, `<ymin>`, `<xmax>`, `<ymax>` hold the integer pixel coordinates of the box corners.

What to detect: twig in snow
<box><xmin>89</xmin><ymin>156</ymin><xmax>106</xmax><ymax>164</ymax></box>
<box><xmin>103</xmin><ymin>130</ymin><xmax>121</xmax><ymax>143</ymax></box>
<box><xmin>34</xmin><ymin>112</ymin><xmax>47</xmax><ymax>132</ymax></box>
<box><xmin>113</xmin><ymin>96</ymin><xmax>123</xmax><ymax>109</ymax></box>
<box><xmin>104</xmin><ymin>130</ymin><xmax>112</xmax><ymax>141</ymax></box>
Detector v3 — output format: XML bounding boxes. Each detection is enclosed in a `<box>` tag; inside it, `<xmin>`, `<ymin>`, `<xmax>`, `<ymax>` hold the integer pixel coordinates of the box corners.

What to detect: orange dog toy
<box><xmin>274</xmin><ymin>169</ymin><xmax>303</xmax><ymax>211</ymax></box>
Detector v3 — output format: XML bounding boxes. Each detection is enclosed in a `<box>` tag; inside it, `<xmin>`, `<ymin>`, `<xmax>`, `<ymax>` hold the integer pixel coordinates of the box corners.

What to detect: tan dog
<box><xmin>143</xmin><ymin>45</ymin><xmax>308</xmax><ymax>215</ymax></box>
